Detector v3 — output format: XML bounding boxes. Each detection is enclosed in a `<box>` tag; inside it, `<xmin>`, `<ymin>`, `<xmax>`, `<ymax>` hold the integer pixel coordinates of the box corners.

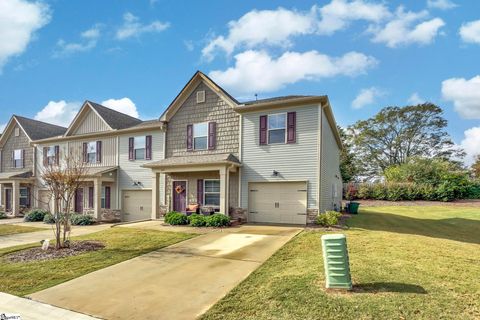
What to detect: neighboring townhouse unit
<box><xmin>0</xmin><ymin>115</ymin><xmax>67</xmax><ymax>216</ymax></box>
<box><xmin>146</xmin><ymin>71</ymin><xmax>343</xmax><ymax>225</ymax></box>
<box><xmin>32</xmin><ymin>101</ymin><xmax>165</xmax><ymax>221</ymax></box>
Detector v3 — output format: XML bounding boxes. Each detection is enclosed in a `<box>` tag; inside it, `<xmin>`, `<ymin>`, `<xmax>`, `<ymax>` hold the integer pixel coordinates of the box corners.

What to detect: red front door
<box><xmin>75</xmin><ymin>189</ymin><xmax>84</xmax><ymax>213</ymax></box>
<box><xmin>173</xmin><ymin>181</ymin><xmax>187</xmax><ymax>212</ymax></box>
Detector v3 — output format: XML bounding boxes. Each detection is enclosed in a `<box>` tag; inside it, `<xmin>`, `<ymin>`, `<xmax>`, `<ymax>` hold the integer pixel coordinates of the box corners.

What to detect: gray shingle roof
<box><xmin>87</xmin><ymin>101</ymin><xmax>143</xmax><ymax>130</ymax></box>
<box><xmin>14</xmin><ymin>115</ymin><xmax>67</xmax><ymax>141</ymax></box>
<box><xmin>242</xmin><ymin>95</ymin><xmax>317</xmax><ymax>105</ymax></box>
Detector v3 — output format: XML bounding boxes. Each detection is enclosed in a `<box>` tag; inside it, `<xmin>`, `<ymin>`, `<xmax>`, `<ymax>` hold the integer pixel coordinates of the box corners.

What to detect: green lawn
<box><xmin>0</xmin><ymin>228</ymin><xmax>196</xmax><ymax>296</ymax></box>
<box><xmin>0</xmin><ymin>224</ymin><xmax>44</xmax><ymax>236</ymax></box>
<box><xmin>202</xmin><ymin>206</ymin><xmax>480</xmax><ymax>320</ymax></box>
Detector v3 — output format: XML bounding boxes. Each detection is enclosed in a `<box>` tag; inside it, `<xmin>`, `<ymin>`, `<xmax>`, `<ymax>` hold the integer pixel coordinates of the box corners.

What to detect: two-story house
<box><xmin>146</xmin><ymin>71</ymin><xmax>343</xmax><ymax>225</ymax></box>
<box><xmin>32</xmin><ymin>101</ymin><xmax>165</xmax><ymax>222</ymax></box>
<box><xmin>0</xmin><ymin>115</ymin><xmax>67</xmax><ymax>216</ymax></box>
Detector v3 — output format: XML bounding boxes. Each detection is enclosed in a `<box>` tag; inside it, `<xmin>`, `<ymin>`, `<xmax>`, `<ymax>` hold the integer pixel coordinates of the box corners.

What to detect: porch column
<box><xmin>219</xmin><ymin>166</ymin><xmax>230</xmax><ymax>215</ymax></box>
<box><xmin>0</xmin><ymin>183</ymin><xmax>3</xmax><ymax>209</ymax></box>
<box><xmin>93</xmin><ymin>178</ymin><xmax>102</xmax><ymax>219</ymax></box>
<box><xmin>12</xmin><ymin>180</ymin><xmax>20</xmax><ymax>216</ymax></box>
<box><xmin>152</xmin><ymin>172</ymin><xmax>160</xmax><ymax>219</ymax></box>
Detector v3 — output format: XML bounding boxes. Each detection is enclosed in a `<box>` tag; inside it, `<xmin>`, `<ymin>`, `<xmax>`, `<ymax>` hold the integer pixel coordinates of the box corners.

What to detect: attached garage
<box><xmin>122</xmin><ymin>190</ymin><xmax>152</xmax><ymax>221</ymax></box>
<box><xmin>248</xmin><ymin>181</ymin><xmax>307</xmax><ymax>225</ymax></box>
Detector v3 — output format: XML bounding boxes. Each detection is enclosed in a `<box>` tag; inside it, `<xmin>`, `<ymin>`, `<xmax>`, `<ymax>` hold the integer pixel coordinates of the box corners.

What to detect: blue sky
<box><xmin>0</xmin><ymin>0</ymin><xmax>479</xmax><ymax>164</ymax></box>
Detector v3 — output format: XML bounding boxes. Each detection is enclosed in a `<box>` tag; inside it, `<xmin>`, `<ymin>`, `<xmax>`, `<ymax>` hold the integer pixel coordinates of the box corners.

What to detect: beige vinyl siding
<box><xmin>118</xmin><ymin>130</ymin><xmax>165</xmax><ymax>206</ymax></box>
<box><xmin>319</xmin><ymin>107</ymin><xmax>342</xmax><ymax>212</ymax></box>
<box><xmin>0</xmin><ymin>121</ymin><xmax>33</xmax><ymax>173</ymax></box>
<box><xmin>240</xmin><ymin>104</ymin><xmax>320</xmax><ymax>209</ymax></box>
<box><xmin>68</xmin><ymin>137</ymin><xmax>117</xmax><ymax>167</ymax></box>
<box><xmin>35</xmin><ymin>142</ymin><xmax>68</xmax><ymax>185</ymax></box>
<box><xmin>72</xmin><ymin>109</ymin><xmax>110</xmax><ymax>135</ymax></box>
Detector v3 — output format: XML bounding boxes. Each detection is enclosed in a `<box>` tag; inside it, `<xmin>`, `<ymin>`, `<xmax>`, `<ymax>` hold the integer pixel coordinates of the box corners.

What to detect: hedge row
<box><xmin>345</xmin><ymin>181</ymin><xmax>480</xmax><ymax>202</ymax></box>
<box><xmin>164</xmin><ymin>212</ymin><xmax>230</xmax><ymax>227</ymax></box>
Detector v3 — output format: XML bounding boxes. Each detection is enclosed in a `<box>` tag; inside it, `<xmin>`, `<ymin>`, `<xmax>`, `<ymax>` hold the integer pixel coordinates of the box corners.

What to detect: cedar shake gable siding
<box><xmin>165</xmin><ymin>82</ymin><xmax>240</xmax><ymax>158</ymax></box>
<box><xmin>0</xmin><ymin>124</ymin><xmax>32</xmax><ymax>173</ymax></box>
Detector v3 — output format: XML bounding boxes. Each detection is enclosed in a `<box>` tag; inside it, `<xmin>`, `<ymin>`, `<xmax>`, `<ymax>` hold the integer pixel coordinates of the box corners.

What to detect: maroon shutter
<box><xmin>83</xmin><ymin>143</ymin><xmax>88</xmax><ymax>162</ymax></box>
<box><xmin>88</xmin><ymin>187</ymin><xmax>94</xmax><ymax>208</ymax></box>
<box><xmin>105</xmin><ymin>186</ymin><xmax>111</xmax><ymax>209</ymax></box>
<box><xmin>54</xmin><ymin>145</ymin><xmax>60</xmax><ymax>165</ymax></box>
<box><xmin>259</xmin><ymin>115</ymin><xmax>268</xmax><ymax>145</ymax></box>
<box><xmin>186</xmin><ymin>124</ymin><xmax>193</xmax><ymax>151</ymax></box>
<box><xmin>287</xmin><ymin>112</ymin><xmax>296</xmax><ymax>144</ymax></box>
<box><xmin>43</xmin><ymin>147</ymin><xmax>48</xmax><ymax>166</ymax></box>
<box><xmin>208</xmin><ymin>122</ymin><xmax>216</xmax><ymax>150</ymax></box>
<box><xmin>96</xmin><ymin>141</ymin><xmax>102</xmax><ymax>163</ymax></box>
<box><xmin>146</xmin><ymin>135</ymin><xmax>152</xmax><ymax>160</ymax></box>
<box><xmin>22</xmin><ymin>149</ymin><xmax>25</xmax><ymax>168</ymax></box>
<box><xmin>197</xmin><ymin>179</ymin><xmax>204</xmax><ymax>205</ymax></box>
<box><xmin>128</xmin><ymin>137</ymin><xmax>134</xmax><ymax>160</ymax></box>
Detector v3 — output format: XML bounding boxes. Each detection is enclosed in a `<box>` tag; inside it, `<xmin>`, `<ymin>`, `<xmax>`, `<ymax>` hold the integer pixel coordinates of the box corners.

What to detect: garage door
<box><xmin>248</xmin><ymin>182</ymin><xmax>307</xmax><ymax>225</ymax></box>
<box><xmin>122</xmin><ymin>190</ymin><xmax>152</xmax><ymax>222</ymax></box>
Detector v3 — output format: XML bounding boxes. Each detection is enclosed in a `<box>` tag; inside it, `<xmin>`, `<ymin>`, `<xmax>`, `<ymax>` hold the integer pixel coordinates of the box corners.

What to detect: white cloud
<box><xmin>369</xmin><ymin>7</ymin><xmax>445</xmax><ymax>48</ymax></box>
<box><xmin>101</xmin><ymin>98</ymin><xmax>139</xmax><ymax>118</ymax></box>
<box><xmin>115</xmin><ymin>12</ymin><xmax>170</xmax><ymax>40</ymax></box>
<box><xmin>407</xmin><ymin>92</ymin><xmax>425</xmax><ymax>105</ymax></box>
<box><xmin>427</xmin><ymin>0</ymin><xmax>457</xmax><ymax>10</ymax></box>
<box><xmin>352</xmin><ymin>87</ymin><xmax>383</xmax><ymax>109</ymax></box>
<box><xmin>316</xmin><ymin>0</ymin><xmax>391</xmax><ymax>35</ymax></box>
<box><xmin>54</xmin><ymin>25</ymin><xmax>101</xmax><ymax>57</ymax></box>
<box><xmin>34</xmin><ymin>100</ymin><xmax>81</xmax><ymax>127</ymax></box>
<box><xmin>0</xmin><ymin>0</ymin><xmax>50</xmax><ymax>71</ymax></box>
<box><xmin>202</xmin><ymin>1</ymin><xmax>390</xmax><ymax>60</ymax></box>
<box><xmin>441</xmin><ymin>76</ymin><xmax>480</xmax><ymax>119</ymax></box>
<box><xmin>459</xmin><ymin>20</ymin><xmax>480</xmax><ymax>44</ymax></box>
<box><xmin>209</xmin><ymin>50</ymin><xmax>377</xmax><ymax>94</ymax></box>
<box><xmin>460</xmin><ymin>127</ymin><xmax>480</xmax><ymax>166</ymax></box>
<box><xmin>0</xmin><ymin>123</ymin><xmax>6</xmax><ymax>133</ymax></box>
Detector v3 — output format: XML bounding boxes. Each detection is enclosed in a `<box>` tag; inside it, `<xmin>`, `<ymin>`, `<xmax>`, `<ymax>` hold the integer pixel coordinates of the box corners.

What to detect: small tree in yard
<box><xmin>40</xmin><ymin>150</ymin><xmax>87</xmax><ymax>249</ymax></box>
<box><xmin>472</xmin><ymin>155</ymin><xmax>480</xmax><ymax>178</ymax></box>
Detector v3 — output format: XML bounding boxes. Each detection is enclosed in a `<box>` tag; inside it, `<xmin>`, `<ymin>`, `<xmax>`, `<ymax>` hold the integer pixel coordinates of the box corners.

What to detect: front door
<box><xmin>172</xmin><ymin>181</ymin><xmax>187</xmax><ymax>212</ymax></box>
<box><xmin>75</xmin><ymin>188</ymin><xmax>84</xmax><ymax>213</ymax></box>
<box><xmin>5</xmin><ymin>189</ymin><xmax>12</xmax><ymax>212</ymax></box>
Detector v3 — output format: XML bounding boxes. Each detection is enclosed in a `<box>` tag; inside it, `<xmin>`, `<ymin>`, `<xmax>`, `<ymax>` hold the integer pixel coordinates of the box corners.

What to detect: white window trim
<box><xmin>134</xmin><ymin>136</ymin><xmax>146</xmax><ymax>160</ymax></box>
<box><xmin>47</xmin><ymin>146</ymin><xmax>56</xmax><ymax>165</ymax></box>
<box><xmin>19</xmin><ymin>187</ymin><xmax>28</xmax><ymax>206</ymax></box>
<box><xmin>14</xmin><ymin>149</ymin><xmax>23</xmax><ymax>168</ymax></box>
<box><xmin>203</xmin><ymin>179</ymin><xmax>220</xmax><ymax>207</ymax></box>
<box><xmin>267</xmin><ymin>112</ymin><xmax>287</xmax><ymax>145</ymax></box>
<box><xmin>193</xmin><ymin>122</ymin><xmax>209</xmax><ymax>150</ymax></box>
<box><xmin>87</xmin><ymin>141</ymin><xmax>97</xmax><ymax>163</ymax></box>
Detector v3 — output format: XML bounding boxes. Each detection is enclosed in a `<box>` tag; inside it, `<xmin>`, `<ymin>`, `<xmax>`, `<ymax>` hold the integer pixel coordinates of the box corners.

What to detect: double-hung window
<box><xmin>194</xmin><ymin>123</ymin><xmax>208</xmax><ymax>150</ymax></box>
<box><xmin>87</xmin><ymin>142</ymin><xmax>97</xmax><ymax>163</ymax></box>
<box><xmin>268</xmin><ymin>113</ymin><xmax>286</xmax><ymax>144</ymax></box>
<box><xmin>204</xmin><ymin>179</ymin><xmax>220</xmax><ymax>206</ymax></box>
<box><xmin>14</xmin><ymin>149</ymin><xmax>23</xmax><ymax>168</ymax></box>
<box><xmin>134</xmin><ymin>136</ymin><xmax>146</xmax><ymax>160</ymax></box>
<box><xmin>46</xmin><ymin>146</ymin><xmax>56</xmax><ymax>165</ymax></box>
<box><xmin>19</xmin><ymin>187</ymin><xmax>29</xmax><ymax>207</ymax></box>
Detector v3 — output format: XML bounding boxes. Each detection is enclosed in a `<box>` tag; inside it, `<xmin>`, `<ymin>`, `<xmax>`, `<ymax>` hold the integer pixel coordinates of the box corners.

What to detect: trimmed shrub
<box><xmin>316</xmin><ymin>211</ymin><xmax>342</xmax><ymax>227</ymax></box>
<box><xmin>24</xmin><ymin>209</ymin><xmax>49</xmax><ymax>222</ymax></box>
<box><xmin>43</xmin><ymin>212</ymin><xmax>56</xmax><ymax>224</ymax></box>
<box><xmin>205</xmin><ymin>213</ymin><xmax>230</xmax><ymax>227</ymax></box>
<box><xmin>164</xmin><ymin>211</ymin><xmax>189</xmax><ymax>225</ymax></box>
<box><xmin>188</xmin><ymin>214</ymin><xmax>207</xmax><ymax>227</ymax></box>
<box><xmin>0</xmin><ymin>212</ymin><xmax>7</xmax><ymax>219</ymax></box>
<box><xmin>70</xmin><ymin>213</ymin><xmax>96</xmax><ymax>225</ymax></box>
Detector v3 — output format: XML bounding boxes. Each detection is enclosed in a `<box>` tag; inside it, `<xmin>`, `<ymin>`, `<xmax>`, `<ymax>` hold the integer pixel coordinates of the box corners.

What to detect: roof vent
<box><xmin>196</xmin><ymin>90</ymin><xmax>205</xmax><ymax>104</ymax></box>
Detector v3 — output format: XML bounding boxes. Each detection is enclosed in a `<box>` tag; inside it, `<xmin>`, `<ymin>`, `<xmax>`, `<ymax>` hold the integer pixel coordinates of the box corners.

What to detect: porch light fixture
<box><xmin>132</xmin><ymin>181</ymin><xmax>143</xmax><ymax>186</ymax></box>
<box><xmin>272</xmin><ymin>170</ymin><xmax>279</xmax><ymax>177</ymax></box>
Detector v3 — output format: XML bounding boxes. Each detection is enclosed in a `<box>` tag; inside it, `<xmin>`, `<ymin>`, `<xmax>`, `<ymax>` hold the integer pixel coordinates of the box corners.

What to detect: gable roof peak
<box><xmin>11</xmin><ymin>115</ymin><xmax>67</xmax><ymax>141</ymax></box>
<box><xmin>85</xmin><ymin>100</ymin><xmax>143</xmax><ymax>130</ymax></box>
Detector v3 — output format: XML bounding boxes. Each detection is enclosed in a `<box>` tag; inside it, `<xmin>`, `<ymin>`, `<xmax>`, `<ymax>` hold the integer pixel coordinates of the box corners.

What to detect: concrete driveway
<box><xmin>29</xmin><ymin>224</ymin><xmax>302</xmax><ymax>320</ymax></box>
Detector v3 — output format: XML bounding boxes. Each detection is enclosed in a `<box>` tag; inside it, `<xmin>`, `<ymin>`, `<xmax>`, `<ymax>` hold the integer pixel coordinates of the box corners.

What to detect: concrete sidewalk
<box><xmin>0</xmin><ymin>224</ymin><xmax>112</xmax><ymax>249</ymax></box>
<box><xmin>29</xmin><ymin>225</ymin><xmax>302</xmax><ymax>320</ymax></box>
<box><xmin>0</xmin><ymin>292</ymin><xmax>99</xmax><ymax>320</ymax></box>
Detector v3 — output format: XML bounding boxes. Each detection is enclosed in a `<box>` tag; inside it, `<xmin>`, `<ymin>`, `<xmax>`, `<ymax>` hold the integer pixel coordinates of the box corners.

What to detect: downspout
<box><xmin>116</xmin><ymin>135</ymin><xmax>120</xmax><ymax>210</ymax></box>
<box><xmin>318</xmin><ymin>103</ymin><xmax>324</xmax><ymax>214</ymax></box>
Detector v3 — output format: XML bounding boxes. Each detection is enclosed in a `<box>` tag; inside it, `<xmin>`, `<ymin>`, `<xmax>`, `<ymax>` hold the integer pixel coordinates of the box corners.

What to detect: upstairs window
<box><xmin>14</xmin><ymin>149</ymin><xmax>23</xmax><ymax>168</ymax></box>
<box><xmin>87</xmin><ymin>142</ymin><xmax>97</xmax><ymax>163</ymax></box>
<box><xmin>134</xmin><ymin>136</ymin><xmax>146</xmax><ymax>160</ymax></box>
<box><xmin>268</xmin><ymin>113</ymin><xmax>286</xmax><ymax>144</ymax></box>
<box><xmin>204</xmin><ymin>179</ymin><xmax>220</xmax><ymax>206</ymax></box>
<box><xmin>194</xmin><ymin>123</ymin><xmax>208</xmax><ymax>150</ymax></box>
<box><xmin>47</xmin><ymin>146</ymin><xmax>56</xmax><ymax>165</ymax></box>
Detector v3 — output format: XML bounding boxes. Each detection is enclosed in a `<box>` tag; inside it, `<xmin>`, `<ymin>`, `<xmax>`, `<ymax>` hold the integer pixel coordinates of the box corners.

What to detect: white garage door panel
<box><xmin>249</xmin><ymin>182</ymin><xmax>307</xmax><ymax>225</ymax></box>
<box><xmin>123</xmin><ymin>190</ymin><xmax>152</xmax><ymax>222</ymax></box>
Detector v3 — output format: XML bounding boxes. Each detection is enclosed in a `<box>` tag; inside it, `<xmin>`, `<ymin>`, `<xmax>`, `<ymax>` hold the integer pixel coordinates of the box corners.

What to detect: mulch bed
<box><xmin>343</xmin><ymin>199</ymin><xmax>480</xmax><ymax>207</ymax></box>
<box><xmin>4</xmin><ymin>240</ymin><xmax>105</xmax><ymax>263</ymax></box>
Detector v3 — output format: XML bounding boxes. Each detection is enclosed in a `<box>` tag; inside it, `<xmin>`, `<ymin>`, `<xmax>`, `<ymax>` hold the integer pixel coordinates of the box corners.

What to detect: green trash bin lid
<box><xmin>321</xmin><ymin>234</ymin><xmax>346</xmax><ymax>240</ymax></box>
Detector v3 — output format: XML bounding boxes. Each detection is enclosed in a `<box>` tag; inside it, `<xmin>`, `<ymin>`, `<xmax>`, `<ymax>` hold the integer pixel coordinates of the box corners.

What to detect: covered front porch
<box><xmin>0</xmin><ymin>171</ymin><xmax>35</xmax><ymax>217</ymax></box>
<box><xmin>146</xmin><ymin>154</ymin><xmax>241</xmax><ymax>219</ymax></box>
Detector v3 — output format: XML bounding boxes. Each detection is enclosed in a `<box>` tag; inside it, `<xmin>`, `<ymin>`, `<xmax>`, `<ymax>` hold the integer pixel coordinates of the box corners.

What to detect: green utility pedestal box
<box><xmin>321</xmin><ymin>234</ymin><xmax>352</xmax><ymax>290</ymax></box>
